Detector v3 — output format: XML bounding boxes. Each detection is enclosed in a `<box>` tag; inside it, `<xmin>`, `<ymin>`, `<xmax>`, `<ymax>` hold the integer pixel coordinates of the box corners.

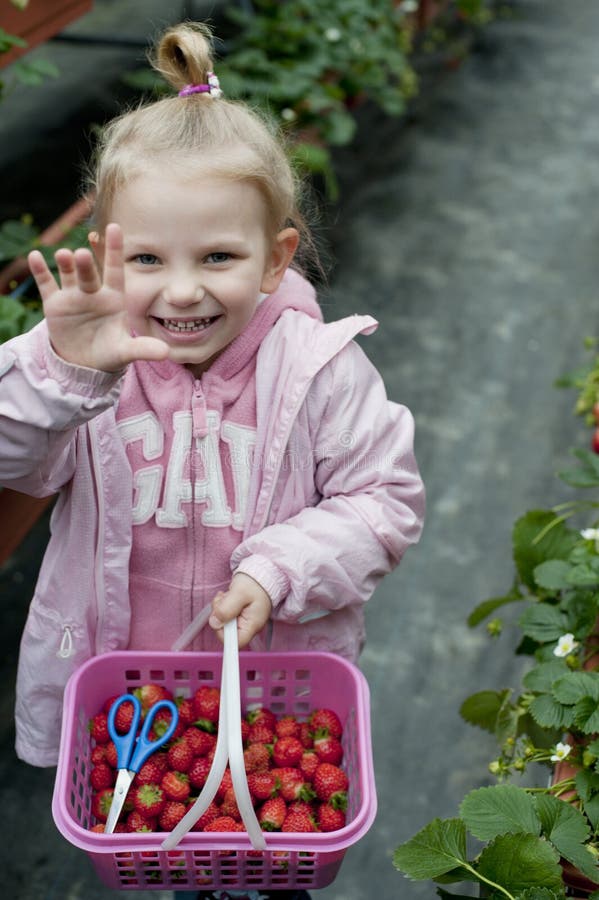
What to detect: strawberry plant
<box><xmin>394</xmin><ymin>345</ymin><xmax>599</xmax><ymax>898</ymax></box>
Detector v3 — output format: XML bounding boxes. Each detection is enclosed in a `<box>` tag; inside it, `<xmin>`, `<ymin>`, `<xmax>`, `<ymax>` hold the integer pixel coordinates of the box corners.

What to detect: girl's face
<box><xmin>105</xmin><ymin>170</ymin><xmax>297</xmax><ymax>377</ymax></box>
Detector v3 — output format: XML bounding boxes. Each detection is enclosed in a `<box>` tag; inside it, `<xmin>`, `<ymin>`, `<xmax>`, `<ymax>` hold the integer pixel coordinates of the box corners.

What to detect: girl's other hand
<box><xmin>209</xmin><ymin>574</ymin><xmax>272</xmax><ymax>649</ymax></box>
<box><xmin>27</xmin><ymin>223</ymin><xmax>169</xmax><ymax>373</ymax></box>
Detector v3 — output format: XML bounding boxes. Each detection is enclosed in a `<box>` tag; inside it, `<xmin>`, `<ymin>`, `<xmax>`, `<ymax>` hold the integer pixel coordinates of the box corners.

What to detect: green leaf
<box><xmin>522</xmin><ymin>660</ymin><xmax>570</xmax><ymax>693</ymax></box>
<box><xmin>459</xmin><ymin>785</ymin><xmax>540</xmax><ymax>841</ymax></box>
<box><xmin>535</xmin><ymin>793</ymin><xmax>599</xmax><ymax>883</ymax></box>
<box><xmin>552</xmin><ymin>672</ymin><xmax>599</xmax><ymax>705</ymax></box>
<box><xmin>518</xmin><ymin>604</ymin><xmax>569</xmax><ymax>643</ymax></box>
<box><xmin>0</xmin><ymin>218</ymin><xmax>39</xmax><ymax>262</ymax></box>
<box><xmin>559</xmin><ymin>448</ymin><xmax>599</xmax><ymax>488</ymax></box>
<box><xmin>459</xmin><ymin>690</ymin><xmax>512</xmax><ymax>733</ymax></box>
<box><xmin>528</xmin><ymin>693</ymin><xmax>573</xmax><ymax>730</ymax></box>
<box><xmin>534</xmin><ymin>560</ymin><xmax>573</xmax><ymax>591</ymax></box>
<box><xmin>514</xmin><ymin>890</ymin><xmax>564</xmax><ymax>900</ymax></box>
<box><xmin>477</xmin><ymin>833</ymin><xmax>563</xmax><ymax>894</ymax></box>
<box><xmin>392</xmin><ymin>818</ymin><xmax>468</xmax><ymax>880</ymax></box>
<box><xmin>513</xmin><ymin>511</ymin><xmax>579</xmax><ymax>592</ymax></box>
<box><xmin>573</xmin><ymin>695</ymin><xmax>599</xmax><ymax>734</ymax></box>
<box><xmin>467</xmin><ymin>589</ymin><xmax>523</xmax><ymax>627</ymax></box>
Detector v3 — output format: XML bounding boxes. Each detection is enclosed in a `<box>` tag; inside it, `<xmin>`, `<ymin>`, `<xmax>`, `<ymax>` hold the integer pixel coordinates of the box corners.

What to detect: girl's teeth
<box><xmin>162</xmin><ymin>318</ymin><xmax>214</xmax><ymax>332</ymax></box>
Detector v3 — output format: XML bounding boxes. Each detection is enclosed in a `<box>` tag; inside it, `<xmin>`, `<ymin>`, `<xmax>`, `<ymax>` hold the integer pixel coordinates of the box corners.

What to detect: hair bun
<box><xmin>153</xmin><ymin>22</ymin><xmax>215</xmax><ymax>93</ymax></box>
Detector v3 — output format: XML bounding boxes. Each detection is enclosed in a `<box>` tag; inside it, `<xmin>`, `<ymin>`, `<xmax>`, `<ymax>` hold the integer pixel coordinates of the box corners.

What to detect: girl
<box><xmin>0</xmin><ymin>21</ymin><xmax>424</xmax><ymax>900</ymax></box>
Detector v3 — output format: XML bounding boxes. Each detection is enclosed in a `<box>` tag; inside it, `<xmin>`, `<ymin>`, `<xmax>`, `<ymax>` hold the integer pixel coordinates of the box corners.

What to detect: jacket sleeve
<box><xmin>231</xmin><ymin>340</ymin><xmax>425</xmax><ymax>623</ymax></box>
<box><xmin>0</xmin><ymin>321</ymin><xmax>122</xmax><ymax>496</ymax></box>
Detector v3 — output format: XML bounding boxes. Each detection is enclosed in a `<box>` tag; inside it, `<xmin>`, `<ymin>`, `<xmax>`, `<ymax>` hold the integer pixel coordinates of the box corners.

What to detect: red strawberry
<box><xmin>243</xmin><ymin>742</ymin><xmax>271</xmax><ymax>773</ymax></box>
<box><xmin>90</xmin><ymin>762</ymin><xmax>115</xmax><ymax>791</ymax></box>
<box><xmin>192</xmin><ymin>686</ymin><xmax>220</xmax><ymax>730</ymax></box>
<box><xmin>176</xmin><ymin>697</ymin><xmax>196</xmax><ymax>726</ymax></box>
<box><xmin>258</xmin><ymin>796</ymin><xmax>287</xmax><ymax>831</ymax></box>
<box><xmin>150</xmin><ymin>707</ymin><xmax>184</xmax><ymax>741</ymax></box>
<box><xmin>183</xmin><ymin>726</ymin><xmax>215</xmax><ymax>757</ymax></box>
<box><xmin>275</xmin><ymin>715</ymin><xmax>301</xmax><ymax>739</ymax></box>
<box><xmin>282</xmin><ymin>807</ymin><xmax>318</xmax><ymax>833</ymax></box>
<box><xmin>135</xmin><ymin>683</ymin><xmax>173</xmax><ymax>712</ymax></box>
<box><xmin>102</xmin><ymin>694</ymin><xmax>121</xmax><ymax>714</ymax></box>
<box><xmin>203</xmin><ymin>815</ymin><xmax>245</xmax><ymax>833</ymax></box>
<box><xmin>313</xmin><ymin>763</ymin><xmax>348</xmax><ymax>803</ymax></box>
<box><xmin>593</xmin><ymin>427</ymin><xmax>599</xmax><ymax>454</ymax></box>
<box><xmin>317</xmin><ymin>801</ymin><xmax>346</xmax><ymax>832</ymax></box>
<box><xmin>167</xmin><ymin>739</ymin><xmax>194</xmax><ymax>773</ymax></box>
<box><xmin>299</xmin><ymin>722</ymin><xmax>313</xmax><ymax>748</ymax></box>
<box><xmin>91</xmin><ymin>787</ymin><xmax>115</xmax><ymax>823</ymax></box>
<box><xmin>241</xmin><ymin>718</ymin><xmax>251</xmax><ymax>743</ymax></box>
<box><xmin>190</xmin><ymin>800</ymin><xmax>221</xmax><ymax>832</ymax></box>
<box><xmin>246</xmin><ymin>707</ymin><xmax>277</xmax><ymax>730</ymax></box>
<box><xmin>274</xmin><ymin>767</ymin><xmax>315</xmax><ymax>803</ymax></box>
<box><xmin>220</xmin><ymin>787</ymin><xmax>242</xmax><ymax>821</ymax></box>
<box><xmin>91</xmin><ymin>745</ymin><xmax>107</xmax><ymax>765</ymax></box>
<box><xmin>188</xmin><ymin>756</ymin><xmax>212</xmax><ymax>790</ymax></box>
<box><xmin>127</xmin><ymin>809</ymin><xmax>157</xmax><ymax>832</ymax></box>
<box><xmin>313</xmin><ymin>734</ymin><xmax>343</xmax><ymax>765</ymax></box>
<box><xmin>309</xmin><ymin>708</ymin><xmax>343</xmax><ymax>739</ymax></box>
<box><xmin>299</xmin><ymin>749</ymin><xmax>320</xmax><ymax>781</ymax></box>
<box><xmin>89</xmin><ymin>712</ymin><xmax>110</xmax><ymax>745</ymax></box>
<box><xmin>104</xmin><ymin>741</ymin><xmax>119</xmax><ymax>769</ymax></box>
<box><xmin>248</xmin><ymin>722</ymin><xmax>275</xmax><ymax>745</ymax></box>
<box><xmin>132</xmin><ymin>783</ymin><xmax>165</xmax><ymax>819</ymax></box>
<box><xmin>217</xmin><ymin>768</ymin><xmax>234</xmax><ymax>801</ymax></box>
<box><xmin>247</xmin><ymin>772</ymin><xmax>277</xmax><ymax>803</ymax></box>
<box><xmin>272</xmin><ymin>736</ymin><xmax>303</xmax><ymax>768</ymax></box>
<box><xmin>161</xmin><ymin>771</ymin><xmax>191</xmax><ymax>802</ymax></box>
<box><xmin>111</xmin><ymin>699</ymin><xmax>136</xmax><ymax>734</ymax></box>
<box><xmin>134</xmin><ymin>758</ymin><xmax>164</xmax><ymax>786</ymax></box>
<box><xmin>159</xmin><ymin>800</ymin><xmax>188</xmax><ymax>831</ymax></box>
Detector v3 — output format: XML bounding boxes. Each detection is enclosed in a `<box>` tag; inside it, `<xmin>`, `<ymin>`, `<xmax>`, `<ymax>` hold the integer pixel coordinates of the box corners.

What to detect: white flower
<box><xmin>281</xmin><ymin>107</ymin><xmax>297</xmax><ymax>122</ymax></box>
<box><xmin>399</xmin><ymin>0</ymin><xmax>419</xmax><ymax>12</ymax></box>
<box><xmin>553</xmin><ymin>633</ymin><xmax>579</xmax><ymax>658</ymax></box>
<box><xmin>550</xmin><ymin>742</ymin><xmax>572</xmax><ymax>763</ymax></box>
<box><xmin>325</xmin><ymin>27</ymin><xmax>342</xmax><ymax>42</ymax></box>
<box><xmin>581</xmin><ymin>527</ymin><xmax>599</xmax><ymax>552</ymax></box>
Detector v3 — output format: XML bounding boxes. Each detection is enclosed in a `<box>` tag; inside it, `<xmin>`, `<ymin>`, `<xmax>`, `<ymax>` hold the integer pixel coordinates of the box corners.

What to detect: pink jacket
<box><xmin>0</xmin><ymin>271</ymin><xmax>424</xmax><ymax>766</ymax></box>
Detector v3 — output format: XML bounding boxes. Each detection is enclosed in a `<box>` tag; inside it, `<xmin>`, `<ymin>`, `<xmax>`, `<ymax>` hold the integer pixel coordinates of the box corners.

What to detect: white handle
<box><xmin>161</xmin><ymin>620</ymin><xmax>266</xmax><ymax>851</ymax></box>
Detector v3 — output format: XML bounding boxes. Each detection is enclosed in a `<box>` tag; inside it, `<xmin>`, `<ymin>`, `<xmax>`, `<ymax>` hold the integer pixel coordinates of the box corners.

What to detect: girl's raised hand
<box><xmin>27</xmin><ymin>223</ymin><xmax>169</xmax><ymax>372</ymax></box>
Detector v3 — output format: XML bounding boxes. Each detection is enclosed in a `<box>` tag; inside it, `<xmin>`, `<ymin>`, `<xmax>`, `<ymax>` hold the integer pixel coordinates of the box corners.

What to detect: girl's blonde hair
<box><xmin>88</xmin><ymin>22</ymin><xmax>309</xmax><ymax>253</ymax></box>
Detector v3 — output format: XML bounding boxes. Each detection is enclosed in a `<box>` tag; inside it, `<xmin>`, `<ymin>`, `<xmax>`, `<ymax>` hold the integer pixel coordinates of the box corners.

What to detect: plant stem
<box><xmin>460</xmin><ymin>861</ymin><xmax>516</xmax><ymax>900</ymax></box>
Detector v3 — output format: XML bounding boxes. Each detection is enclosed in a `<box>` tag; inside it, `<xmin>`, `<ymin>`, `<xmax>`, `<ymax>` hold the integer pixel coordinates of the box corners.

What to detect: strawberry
<box><xmin>150</xmin><ymin>707</ymin><xmax>184</xmax><ymax>741</ymax></box>
<box><xmin>104</xmin><ymin>741</ymin><xmax>119</xmax><ymax>769</ymax></box>
<box><xmin>134</xmin><ymin>758</ymin><xmax>164</xmax><ymax>786</ymax></box>
<box><xmin>272</xmin><ymin>736</ymin><xmax>303</xmax><ymax>768</ymax></box>
<box><xmin>313</xmin><ymin>763</ymin><xmax>348</xmax><ymax>804</ymax></box>
<box><xmin>90</xmin><ymin>762</ymin><xmax>115</xmax><ymax>791</ymax></box>
<box><xmin>317</xmin><ymin>801</ymin><xmax>346</xmax><ymax>832</ymax></box>
<box><xmin>243</xmin><ymin>742</ymin><xmax>271</xmax><ymax>773</ymax></box>
<box><xmin>299</xmin><ymin>749</ymin><xmax>320</xmax><ymax>781</ymax></box>
<box><xmin>183</xmin><ymin>726</ymin><xmax>215</xmax><ymax>757</ymax></box>
<box><xmin>111</xmin><ymin>699</ymin><xmax>136</xmax><ymax>734</ymax></box>
<box><xmin>274</xmin><ymin>767</ymin><xmax>315</xmax><ymax>803</ymax></box>
<box><xmin>190</xmin><ymin>800</ymin><xmax>221</xmax><ymax>832</ymax></box>
<box><xmin>313</xmin><ymin>733</ymin><xmax>343</xmax><ymax>765</ymax></box>
<box><xmin>246</xmin><ymin>706</ymin><xmax>277</xmax><ymax>730</ymax></box>
<box><xmin>258</xmin><ymin>796</ymin><xmax>287</xmax><ymax>831</ymax></box>
<box><xmin>247</xmin><ymin>771</ymin><xmax>277</xmax><ymax>803</ymax></box>
<box><xmin>299</xmin><ymin>722</ymin><xmax>314</xmax><ymax>748</ymax></box>
<box><xmin>275</xmin><ymin>715</ymin><xmax>301</xmax><ymax>739</ymax></box>
<box><xmin>176</xmin><ymin>697</ymin><xmax>196</xmax><ymax>726</ymax></box>
<box><xmin>135</xmin><ymin>683</ymin><xmax>173</xmax><ymax>713</ymax></box>
<box><xmin>159</xmin><ymin>800</ymin><xmax>188</xmax><ymax>831</ymax></box>
<box><xmin>192</xmin><ymin>686</ymin><xmax>220</xmax><ymax>730</ymax></box>
<box><xmin>90</xmin><ymin>821</ymin><xmax>127</xmax><ymax>833</ymax></box>
<box><xmin>593</xmin><ymin>427</ymin><xmax>599</xmax><ymax>454</ymax></box>
<box><xmin>203</xmin><ymin>816</ymin><xmax>245</xmax><ymax>834</ymax></box>
<box><xmin>132</xmin><ymin>783</ymin><xmax>165</xmax><ymax>819</ymax></box>
<box><xmin>248</xmin><ymin>722</ymin><xmax>275</xmax><ymax>745</ymax></box>
<box><xmin>217</xmin><ymin>768</ymin><xmax>234</xmax><ymax>801</ymax></box>
<box><xmin>282</xmin><ymin>807</ymin><xmax>318</xmax><ymax>833</ymax></box>
<box><xmin>161</xmin><ymin>771</ymin><xmax>191</xmax><ymax>803</ymax></box>
<box><xmin>127</xmin><ymin>809</ymin><xmax>157</xmax><ymax>832</ymax></box>
<box><xmin>89</xmin><ymin>712</ymin><xmax>110</xmax><ymax>745</ymax></box>
<box><xmin>309</xmin><ymin>708</ymin><xmax>343</xmax><ymax>739</ymax></box>
<box><xmin>188</xmin><ymin>756</ymin><xmax>212</xmax><ymax>790</ymax></box>
<box><xmin>91</xmin><ymin>787</ymin><xmax>115</xmax><ymax>823</ymax></box>
<box><xmin>220</xmin><ymin>786</ymin><xmax>242</xmax><ymax>821</ymax></box>
<box><xmin>167</xmin><ymin>738</ymin><xmax>194</xmax><ymax>773</ymax></box>
<box><xmin>102</xmin><ymin>694</ymin><xmax>121</xmax><ymax>714</ymax></box>
<box><xmin>91</xmin><ymin>745</ymin><xmax>107</xmax><ymax>765</ymax></box>
<box><xmin>241</xmin><ymin>718</ymin><xmax>251</xmax><ymax>744</ymax></box>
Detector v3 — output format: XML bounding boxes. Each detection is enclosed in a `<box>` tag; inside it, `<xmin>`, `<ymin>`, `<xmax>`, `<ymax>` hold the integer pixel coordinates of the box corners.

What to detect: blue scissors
<box><xmin>105</xmin><ymin>692</ymin><xmax>179</xmax><ymax>833</ymax></box>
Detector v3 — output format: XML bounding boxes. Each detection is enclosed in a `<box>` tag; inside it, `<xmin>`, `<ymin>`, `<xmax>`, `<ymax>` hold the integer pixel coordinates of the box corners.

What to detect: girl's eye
<box><xmin>206</xmin><ymin>252</ymin><xmax>231</xmax><ymax>264</ymax></box>
<box><xmin>134</xmin><ymin>253</ymin><xmax>159</xmax><ymax>265</ymax></box>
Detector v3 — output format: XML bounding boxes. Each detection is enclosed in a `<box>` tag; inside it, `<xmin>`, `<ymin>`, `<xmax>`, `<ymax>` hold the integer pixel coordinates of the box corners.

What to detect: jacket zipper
<box><xmin>89</xmin><ymin>417</ymin><xmax>107</xmax><ymax>653</ymax></box>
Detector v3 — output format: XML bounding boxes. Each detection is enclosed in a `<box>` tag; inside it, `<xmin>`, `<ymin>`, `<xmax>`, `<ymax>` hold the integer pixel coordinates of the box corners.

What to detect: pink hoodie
<box><xmin>0</xmin><ymin>269</ymin><xmax>424</xmax><ymax>765</ymax></box>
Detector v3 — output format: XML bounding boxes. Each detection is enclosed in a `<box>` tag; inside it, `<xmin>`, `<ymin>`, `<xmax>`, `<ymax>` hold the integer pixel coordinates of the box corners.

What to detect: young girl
<box><xmin>0</xmin><ymin>21</ymin><xmax>424</xmax><ymax>900</ymax></box>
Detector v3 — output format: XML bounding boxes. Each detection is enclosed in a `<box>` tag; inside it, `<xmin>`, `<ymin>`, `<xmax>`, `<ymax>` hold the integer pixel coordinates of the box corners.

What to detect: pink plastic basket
<box><xmin>52</xmin><ymin>650</ymin><xmax>376</xmax><ymax>891</ymax></box>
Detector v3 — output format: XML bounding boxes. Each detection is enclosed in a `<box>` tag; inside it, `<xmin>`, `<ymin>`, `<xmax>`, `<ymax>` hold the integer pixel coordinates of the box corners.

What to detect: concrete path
<box><xmin>2</xmin><ymin>0</ymin><xmax>599</xmax><ymax>897</ymax></box>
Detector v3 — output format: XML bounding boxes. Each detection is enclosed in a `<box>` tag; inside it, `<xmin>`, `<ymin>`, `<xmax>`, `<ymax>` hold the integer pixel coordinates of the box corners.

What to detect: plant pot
<box><xmin>0</xmin><ymin>0</ymin><xmax>94</xmax><ymax>68</ymax></box>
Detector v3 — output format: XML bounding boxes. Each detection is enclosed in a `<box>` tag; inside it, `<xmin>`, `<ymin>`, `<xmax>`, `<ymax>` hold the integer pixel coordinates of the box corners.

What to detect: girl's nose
<box><xmin>163</xmin><ymin>276</ymin><xmax>204</xmax><ymax>307</ymax></box>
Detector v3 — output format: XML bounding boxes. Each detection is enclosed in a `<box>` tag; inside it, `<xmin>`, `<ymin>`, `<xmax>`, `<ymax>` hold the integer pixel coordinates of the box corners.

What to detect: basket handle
<box><xmin>161</xmin><ymin>620</ymin><xmax>266</xmax><ymax>851</ymax></box>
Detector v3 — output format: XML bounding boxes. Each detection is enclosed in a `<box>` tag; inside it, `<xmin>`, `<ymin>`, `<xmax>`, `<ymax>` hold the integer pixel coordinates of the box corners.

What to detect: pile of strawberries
<box><xmin>87</xmin><ymin>682</ymin><xmax>350</xmax><ymax>836</ymax></box>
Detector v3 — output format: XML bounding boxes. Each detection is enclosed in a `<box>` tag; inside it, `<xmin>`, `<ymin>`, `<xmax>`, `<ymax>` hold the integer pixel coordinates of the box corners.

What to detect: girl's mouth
<box><xmin>157</xmin><ymin>316</ymin><xmax>220</xmax><ymax>333</ymax></box>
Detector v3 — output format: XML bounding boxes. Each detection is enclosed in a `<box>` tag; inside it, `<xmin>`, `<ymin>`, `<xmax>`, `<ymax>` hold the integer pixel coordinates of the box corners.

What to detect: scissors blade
<box><xmin>105</xmin><ymin>768</ymin><xmax>135</xmax><ymax>834</ymax></box>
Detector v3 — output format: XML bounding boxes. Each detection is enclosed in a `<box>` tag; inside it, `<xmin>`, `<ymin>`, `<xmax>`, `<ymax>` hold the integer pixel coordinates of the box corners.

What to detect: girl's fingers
<box><xmin>54</xmin><ymin>248</ymin><xmax>78</xmax><ymax>290</ymax></box>
<box><xmin>27</xmin><ymin>250</ymin><xmax>59</xmax><ymax>302</ymax></box>
<box><xmin>102</xmin><ymin>223</ymin><xmax>125</xmax><ymax>293</ymax></box>
<box><xmin>73</xmin><ymin>248</ymin><xmax>101</xmax><ymax>294</ymax></box>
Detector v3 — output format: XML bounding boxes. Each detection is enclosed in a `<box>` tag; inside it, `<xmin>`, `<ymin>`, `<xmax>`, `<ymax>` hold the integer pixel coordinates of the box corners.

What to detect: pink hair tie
<box><xmin>178</xmin><ymin>72</ymin><xmax>222</xmax><ymax>98</ymax></box>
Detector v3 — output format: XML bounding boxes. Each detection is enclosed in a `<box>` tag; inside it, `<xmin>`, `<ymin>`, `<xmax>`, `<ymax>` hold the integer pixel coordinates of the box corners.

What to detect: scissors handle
<box><xmin>107</xmin><ymin>693</ymin><xmax>143</xmax><ymax>771</ymax></box>
<box><xmin>128</xmin><ymin>698</ymin><xmax>179</xmax><ymax>772</ymax></box>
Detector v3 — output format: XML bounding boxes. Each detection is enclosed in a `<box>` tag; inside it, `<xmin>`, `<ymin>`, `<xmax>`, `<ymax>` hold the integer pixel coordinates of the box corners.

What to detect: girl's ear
<box><xmin>261</xmin><ymin>227</ymin><xmax>300</xmax><ymax>294</ymax></box>
<box><xmin>88</xmin><ymin>231</ymin><xmax>103</xmax><ymax>263</ymax></box>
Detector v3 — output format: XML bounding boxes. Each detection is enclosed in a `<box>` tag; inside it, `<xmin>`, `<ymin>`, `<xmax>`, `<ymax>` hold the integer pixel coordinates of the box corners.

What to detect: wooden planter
<box><xmin>0</xmin><ymin>0</ymin><xmax>93</xmax><ymax>68</ymax></box>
